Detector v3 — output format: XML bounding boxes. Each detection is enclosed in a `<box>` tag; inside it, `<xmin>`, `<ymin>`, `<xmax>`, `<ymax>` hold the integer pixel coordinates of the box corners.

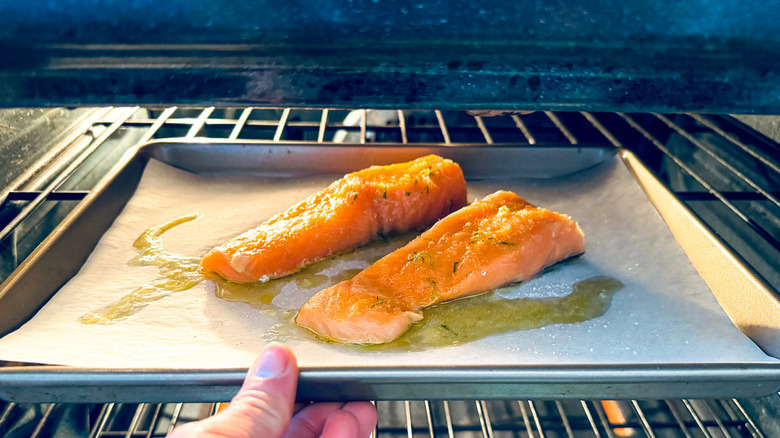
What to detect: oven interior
<box><xmin>0</xmin><ymin>107</ymin><xmax>778</xmax><ymax>436</ymax></box>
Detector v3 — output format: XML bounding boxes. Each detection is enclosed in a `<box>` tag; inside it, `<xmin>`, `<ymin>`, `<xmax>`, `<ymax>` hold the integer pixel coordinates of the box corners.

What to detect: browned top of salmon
<box><xmin>295</xmin><ymin>191</ymin><xmax>585</xmax><ymax>344</ymax></box>
<box><xmin>200</xmin><ymin>155</ymin><xmax>467</xmax><ymax>283</ymax></box>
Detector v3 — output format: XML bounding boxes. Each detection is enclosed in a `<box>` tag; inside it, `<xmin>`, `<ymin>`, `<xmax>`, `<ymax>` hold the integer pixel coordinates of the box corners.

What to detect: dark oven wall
<box><xmin>0</xmin><ymin>1</ymin><xmax>779</xmax><ymax>113</ymax></box>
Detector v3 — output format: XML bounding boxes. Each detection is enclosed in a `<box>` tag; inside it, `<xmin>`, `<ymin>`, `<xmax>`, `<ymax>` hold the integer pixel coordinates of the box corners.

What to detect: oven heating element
<box><xmin>0</xmin><ymin>107</ymin><xmax>778</xmax><ymax>437</ymax></box>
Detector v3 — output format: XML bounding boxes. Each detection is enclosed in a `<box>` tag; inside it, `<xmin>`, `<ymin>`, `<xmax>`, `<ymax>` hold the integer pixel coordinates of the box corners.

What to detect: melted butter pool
<box><xmin>79</xmin><ymin>213</ymin><xmax>203</xmax><ymax>325</ymax></box>
<box><xmin>214</xmin><ymin>262</ymin><xmax>362</xmax><ymax>310</ymax></box>
<box><xmin>367</xmin><ymin>276</ymin><xmax>623</xmax><ymax>350</ymax></box>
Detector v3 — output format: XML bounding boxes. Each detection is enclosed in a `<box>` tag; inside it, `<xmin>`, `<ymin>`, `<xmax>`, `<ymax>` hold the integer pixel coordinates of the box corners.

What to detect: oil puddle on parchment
<box><xmin>366</xmin><ymin>276</ymin><xmax>623</xmax><ymax>350</ymax></box>
<box><xmin>78</xmin><ymin>213</ymin><xmax>204</xmax><ymax>325</ymax></box>
<box><xmin>79</xmin><ymin>216</ymin><xmax>622</xmax><ymax>350</ymax></box>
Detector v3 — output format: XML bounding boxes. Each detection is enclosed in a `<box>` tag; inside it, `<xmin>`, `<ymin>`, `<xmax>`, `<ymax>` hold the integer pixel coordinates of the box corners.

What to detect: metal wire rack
<box><xmin>0</xmin><ymin>398</ymin><xmax>777</xmax><ymax>437</ymax></box>
<box><xmin>0</xmin><ymin>107</ymin><xmax>779</xmax><ymax>437</ymax></box>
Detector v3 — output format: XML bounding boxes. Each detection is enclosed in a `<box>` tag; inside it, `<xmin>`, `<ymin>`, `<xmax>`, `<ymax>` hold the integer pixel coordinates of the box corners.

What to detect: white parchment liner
<box><xmin>0</xmin><ymin>156</ymin><xmax>775</xmax><ymax>369</ymax></box>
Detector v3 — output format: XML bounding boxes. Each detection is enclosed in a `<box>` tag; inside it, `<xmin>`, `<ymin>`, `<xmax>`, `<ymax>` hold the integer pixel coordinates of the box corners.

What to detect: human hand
<box><xmin>169</xmin><ymin>343</ymin><xmax>377</xmax><ymax>438</ymax></box>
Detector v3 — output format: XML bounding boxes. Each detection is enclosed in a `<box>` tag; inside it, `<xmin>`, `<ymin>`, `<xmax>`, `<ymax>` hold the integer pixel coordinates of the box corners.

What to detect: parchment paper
<box><xmin>0</xmin><ymin>156</ymin><xmax>775</xmax><ymax>369</ymax></box>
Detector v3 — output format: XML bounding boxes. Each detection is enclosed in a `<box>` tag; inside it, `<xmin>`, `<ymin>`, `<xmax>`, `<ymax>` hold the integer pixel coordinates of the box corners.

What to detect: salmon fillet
<box><xmin>295</xmin><ymin>190</ymin><xmax>585</xmax><ymax>344</ymax></box>
<box><xmin>200</xmin><ymin>155</ymin><xmax>467</xmax><ymax>283</ymax></box>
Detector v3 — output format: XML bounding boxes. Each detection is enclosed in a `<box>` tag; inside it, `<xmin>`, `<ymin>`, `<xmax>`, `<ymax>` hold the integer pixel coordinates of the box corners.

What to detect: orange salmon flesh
<box><xmin>199</xmin><ymin>155</ymin><xmax>467</xmax><ymax>283</ymax></box>
<box><xmin>295</xmin><ymin>190</ymin><xmax>586</xmax><ymax>344</ymax></box>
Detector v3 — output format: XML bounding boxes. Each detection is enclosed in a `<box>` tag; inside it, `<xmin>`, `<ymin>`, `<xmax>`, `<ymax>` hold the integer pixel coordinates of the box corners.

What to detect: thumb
<box><xmin>171</xmin><ymin>343</ymin><xmax>298</xmax><ymax>438</ymax></box>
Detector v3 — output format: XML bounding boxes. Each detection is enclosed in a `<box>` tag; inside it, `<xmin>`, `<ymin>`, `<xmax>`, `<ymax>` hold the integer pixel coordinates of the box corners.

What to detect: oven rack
<box><xmin>0</xmin><ymin>107</ymin><xmax>779</xmax><ymax>436</ymax></box>
<box><xmin>0</xmin><ymin>398</ymin><xmax>776</xmax><ymax>438</ymax></box>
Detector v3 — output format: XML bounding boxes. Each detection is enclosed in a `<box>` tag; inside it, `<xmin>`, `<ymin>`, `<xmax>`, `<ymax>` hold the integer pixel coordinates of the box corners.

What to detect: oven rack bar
<box><xmin>620</xmin><ymin>113</ymin><xmax>780</xmax><ymax>256</ymax></box>
<box><xmin>0</xmin><ymin>396</ymin><xmax>776</xmax><ymax>438</ymax></box>
<box><xmin>8</xmin><ymin>189</ymin><xmax>778</xmax><ymax>203</ymax></box>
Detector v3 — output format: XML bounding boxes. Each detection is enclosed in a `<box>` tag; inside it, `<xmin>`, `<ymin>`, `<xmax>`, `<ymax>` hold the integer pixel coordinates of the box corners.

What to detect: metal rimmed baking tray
<box><xmin>0</xmin><ymin>141</ymin><xmax>778</xmax><ymax>403</ymax></box>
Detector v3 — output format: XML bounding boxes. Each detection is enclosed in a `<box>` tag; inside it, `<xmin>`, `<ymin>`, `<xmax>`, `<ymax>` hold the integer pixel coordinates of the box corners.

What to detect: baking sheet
<box><xmin>0</xmin><ymin>149</ymin><xmax>776</xmax><ymax>373</ymax></box>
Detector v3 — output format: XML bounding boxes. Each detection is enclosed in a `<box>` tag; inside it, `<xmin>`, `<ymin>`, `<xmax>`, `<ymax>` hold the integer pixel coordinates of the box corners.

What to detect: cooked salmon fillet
<box><xmin>200</xmin><ymin>155</ymin><xmax>467</xmax><ymax>283</ymax></box>
<box><xmin>295</xmin><ymin>191</ymin><xmax>585</xmax><ymax>344</ymax></box>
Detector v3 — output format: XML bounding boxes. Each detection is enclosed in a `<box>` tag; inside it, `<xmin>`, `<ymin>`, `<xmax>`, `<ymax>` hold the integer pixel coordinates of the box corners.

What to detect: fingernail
<box><xmin>255</xmin><ymin>344</ymin><xmax>288</xmax><ymax>378</ymax></box>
